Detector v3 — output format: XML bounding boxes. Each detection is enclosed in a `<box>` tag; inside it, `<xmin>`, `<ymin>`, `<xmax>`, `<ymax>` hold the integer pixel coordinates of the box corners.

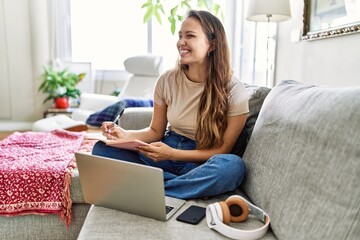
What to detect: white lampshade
<box><xmin>247</xmin><ymin>0</ymin><xmax>291</xmax><ymax>22</ymax></box>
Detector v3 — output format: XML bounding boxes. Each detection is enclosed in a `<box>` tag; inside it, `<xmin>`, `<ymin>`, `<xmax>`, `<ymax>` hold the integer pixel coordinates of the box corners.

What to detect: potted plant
<box><xmin>38</xmin><ymin>66</ymin><xmax>85</xmax><ymax>108</ymax></box>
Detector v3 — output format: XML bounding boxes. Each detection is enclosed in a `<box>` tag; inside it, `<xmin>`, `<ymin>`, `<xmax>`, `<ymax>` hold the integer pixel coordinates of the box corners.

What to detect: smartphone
<box><xmin>176</xmin><ymin>205</ymin><xmax>206</xmax><ymax>225</ymax></box>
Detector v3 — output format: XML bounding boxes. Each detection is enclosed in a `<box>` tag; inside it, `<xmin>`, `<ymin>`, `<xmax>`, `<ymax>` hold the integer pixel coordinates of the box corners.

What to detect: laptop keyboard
<box><xmin>166</xmin><ymin>205</ymin><xmax>174</xmax><ymax>214</ymax></box>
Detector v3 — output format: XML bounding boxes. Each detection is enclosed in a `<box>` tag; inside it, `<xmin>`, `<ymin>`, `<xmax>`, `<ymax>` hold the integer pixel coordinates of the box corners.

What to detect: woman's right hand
<box><xmin>100</xmin><ymin>121</ymin><xmax>126</xmax><ymax>140</ymax></box>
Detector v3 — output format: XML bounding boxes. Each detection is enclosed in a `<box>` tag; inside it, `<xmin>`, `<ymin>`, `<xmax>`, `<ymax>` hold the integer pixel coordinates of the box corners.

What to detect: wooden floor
<box><xmin>0</xmin><ymin>131</ymin><xmax>15</xmax><ymax>140</ymax></box>
<box><xmin>0</xmin><ymin>129</ymin><xmax>100</xmax><ymax>141</ymax></box>
<box><xmin>0</xmin><ymin>130</ymin><xmax>34</xmax><ymax>140</ymax></box>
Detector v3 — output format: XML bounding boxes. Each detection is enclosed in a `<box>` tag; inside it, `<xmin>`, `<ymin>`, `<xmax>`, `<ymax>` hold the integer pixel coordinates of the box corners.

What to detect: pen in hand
<box><xmin>107</xmin><ymin>108</ymin><xmax>125</xmax><ymax>133</ymax></box>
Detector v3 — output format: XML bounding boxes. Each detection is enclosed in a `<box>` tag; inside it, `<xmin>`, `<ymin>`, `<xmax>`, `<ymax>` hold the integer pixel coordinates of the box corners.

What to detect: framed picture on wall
<box><xmin>302</xmin><ymin>0</ymin><xmax>360</xmax><ymax>40</ymax></box>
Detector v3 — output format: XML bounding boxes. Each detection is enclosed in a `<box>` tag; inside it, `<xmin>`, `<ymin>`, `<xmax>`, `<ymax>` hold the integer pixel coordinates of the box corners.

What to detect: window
<box><xmin>70</xmin><ymin>0</ymin><xmax>230</xmax><ymax>71</ymax></box>
<box><xmin>70</xmin><ymin>0</ymin><xmax>147</xmax><ymax>70</ymax></box>
<box><xmin>242</xmin><ymin>22</ymin><xmax>278</xmax><ymax>88</ymax></box>
<box><xmin>67</xmin><ymin>0</ymin><xmax>277</xmax><ymax>88</ymax></box>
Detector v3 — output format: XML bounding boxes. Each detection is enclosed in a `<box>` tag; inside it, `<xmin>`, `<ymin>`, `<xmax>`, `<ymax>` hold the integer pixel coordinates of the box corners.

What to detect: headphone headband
<box><xmin>206</xmin><ymin>195</ymin><xmax>270</xmax><ymax>240</ymax></box>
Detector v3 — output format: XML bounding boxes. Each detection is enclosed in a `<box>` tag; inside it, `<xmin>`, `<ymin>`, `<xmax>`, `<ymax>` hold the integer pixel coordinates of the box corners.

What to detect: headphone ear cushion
<box><xmin>219</xmin><ymin>201</ymin><xmax>231</xmax><ymax>225</ymax></box>
<box><xmin>225</xmin><ymin>196</ymin><xmax>250</xmax><ymax>223</ymax></box>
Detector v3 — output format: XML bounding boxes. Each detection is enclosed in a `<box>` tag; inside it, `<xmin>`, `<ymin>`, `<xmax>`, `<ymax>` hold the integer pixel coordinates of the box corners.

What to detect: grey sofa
<box><xmin>1</xmin><ymin>80</ymin><xmax>359</xmax><ymax>240</ymax></box>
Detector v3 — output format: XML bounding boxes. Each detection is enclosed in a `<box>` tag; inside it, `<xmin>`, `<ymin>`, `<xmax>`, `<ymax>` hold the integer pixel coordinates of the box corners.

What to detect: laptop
<box><xmin>75</xmin><ymin>152</ymin><xmax>186</xmax><ymax>221</ymax></box>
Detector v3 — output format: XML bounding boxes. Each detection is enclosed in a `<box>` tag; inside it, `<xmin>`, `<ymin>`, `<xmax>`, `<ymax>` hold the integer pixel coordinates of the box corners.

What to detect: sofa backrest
<box><xmin>231</xmin><ymin>84</ymin><xmax>271</xmax><ymax>157</ymax></box>
<box><xmin>242</xmin><ymin>80</ymin><xmax>360</xmax><ymax>240</ymax></box>
<box><xmin>118</xmin><ymin>54</ymin><xmax>164</xmax><ymax>100</ymax></box>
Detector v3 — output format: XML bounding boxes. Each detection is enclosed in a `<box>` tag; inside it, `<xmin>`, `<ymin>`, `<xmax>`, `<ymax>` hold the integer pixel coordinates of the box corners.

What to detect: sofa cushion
<box><xmin>231</xmin><ymin>84</ymin><xmax>271</xmax><ymax>157</ymax></box>
<box><xmin>242</xmin><ymin>80</ymin><xmax>360</xmax><ymax>240</ymax></box>
<box><xmin>124</xmin><ymin>55</ymin><xmax>163</xmax><ymax>76</ymax></box>
<box><xmin>71</xmin><ymin>169</ymin><xmax>85</xmax><ymax>203</ymax></box>
<box><xmin>77</xmin><ymin>190</ymin><xmax>277</xmax><ymax>240</ymax></box>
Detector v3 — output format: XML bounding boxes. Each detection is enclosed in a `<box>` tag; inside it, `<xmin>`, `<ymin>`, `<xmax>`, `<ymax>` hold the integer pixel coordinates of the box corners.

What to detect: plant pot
<box><xmin>54</xmin><ymin>97</ymin><xmax>69</xmax><ymax>109</ymax></box>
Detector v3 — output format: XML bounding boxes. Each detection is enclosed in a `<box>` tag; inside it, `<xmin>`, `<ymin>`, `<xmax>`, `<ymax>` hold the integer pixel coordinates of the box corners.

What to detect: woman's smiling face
<box><xmin>177</xmin><ymin>17</ymin><xmax>211</xmax><ymax>66</ymax></box>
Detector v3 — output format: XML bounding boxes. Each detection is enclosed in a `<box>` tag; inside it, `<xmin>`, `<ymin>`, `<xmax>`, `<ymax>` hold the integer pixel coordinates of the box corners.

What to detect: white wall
<box><xmin>0</xmin><ymin>0</ymin><xmax>11</xmax><ymax>119</ymax></box>
<box><xmin>275</xmin><ymin>0</ymin><xmax>360</xmax><ymax>87</ymax></box>
<box><xmin>0</xmin><ymin>0</ymin><xmax>50</xmax><ymax>126</ymax></box>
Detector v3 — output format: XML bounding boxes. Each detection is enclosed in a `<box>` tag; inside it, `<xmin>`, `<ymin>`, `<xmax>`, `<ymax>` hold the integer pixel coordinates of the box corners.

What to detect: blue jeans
<box><xmin>92</xmin><ymin>131</ymin><xmax>246</xmax><ymax>199</ymax></box>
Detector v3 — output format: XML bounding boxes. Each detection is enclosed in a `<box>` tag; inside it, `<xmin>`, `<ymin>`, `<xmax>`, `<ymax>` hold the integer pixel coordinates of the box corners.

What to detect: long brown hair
<box><xmin>178</xmin><ymin>10</ymin><xmax>232</xmax><ymax>149</ymax></box>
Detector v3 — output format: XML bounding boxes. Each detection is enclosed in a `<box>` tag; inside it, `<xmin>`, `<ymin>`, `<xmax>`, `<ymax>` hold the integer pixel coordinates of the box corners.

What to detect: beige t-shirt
<box><xmin>153</xmin><ymin>69</ymin><xmax>249</xmax><ymax>140</ymax></box>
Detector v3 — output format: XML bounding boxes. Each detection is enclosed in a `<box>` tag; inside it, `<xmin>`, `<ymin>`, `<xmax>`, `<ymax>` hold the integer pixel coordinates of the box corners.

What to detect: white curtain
<box><xmin>49</xmin><ymin>0</ymin><xmax>72</xmax><ymax>68</ymax></box>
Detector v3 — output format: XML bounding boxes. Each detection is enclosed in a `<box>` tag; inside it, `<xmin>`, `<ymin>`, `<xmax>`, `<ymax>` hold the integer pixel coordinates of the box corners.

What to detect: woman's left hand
<box><xmin>138</xmin><ymin>142</ymin><xmax>174</xmax><ymax>162</ymax></box>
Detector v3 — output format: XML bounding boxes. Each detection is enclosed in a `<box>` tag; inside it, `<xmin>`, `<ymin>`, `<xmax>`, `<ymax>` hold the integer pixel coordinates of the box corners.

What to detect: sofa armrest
<box><xmin>70</xmin><ymin>93</ymin><xmax>119</xmax><ymax>122</ymax></box>
<box><xmin>78</xmin><ymin>93</ymin><xmax>118</xmax><ymax>111</ymax></box>
<box><xmin>119</xmin><ymin>107</ymin><xmax>153</xmax><ymax>130</ymax></box>
<box><xmin>71</xmin><ymin>109</ymin><xmax>96</xmax><ymax>122</ymax></box>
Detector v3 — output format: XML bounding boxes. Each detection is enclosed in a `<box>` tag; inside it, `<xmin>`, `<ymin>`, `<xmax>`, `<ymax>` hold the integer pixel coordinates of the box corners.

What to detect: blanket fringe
<box><xmin>60</xmin><ymin>159</ymin><xmax>76</xmax><ymax>227</ymax></box>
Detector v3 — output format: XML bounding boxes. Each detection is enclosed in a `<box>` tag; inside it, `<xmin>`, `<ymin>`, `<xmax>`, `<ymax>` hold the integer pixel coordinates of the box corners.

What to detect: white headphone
<box><xmin>206</xmin><ymin>195</ymin><xmax>270</xmax><ymax>240</ymax></box>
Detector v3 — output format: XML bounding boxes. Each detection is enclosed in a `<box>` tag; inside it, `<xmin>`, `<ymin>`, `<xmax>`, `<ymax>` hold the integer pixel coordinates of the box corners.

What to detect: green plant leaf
<box><xmin>158</xmin><ymin>3</ymin><xmax>165</xmax><ymax>14</ymax></box>
<box><xmin>43</xmin><ymin>95</ymin><xmax>53</xmax><ymax>104</ymax></box>
<box><xmin>154</xmin><ymin>9</ymin><xmax>162</xmax><ymax>24</ymax></box>
<box><xmin>141</xmin><ymin>1</ymin><xmax>152</xmax><ymax>9</ymax></box>
<box><xmin>169</xmin><ymin>17</ymin><xmax>177</xmax><ymax>35</ymax></box>
<box><xmin>181</xmin><ymin>0</ymin><xmax>192</xmax><ymax>9</ymax></box>
<box><xmin>143</xmin><ymin>5</ymin><xmax>154</xmax><ymax>23</ymax></box>
<box><xmin>170</xmin><ymin>5</ymin><xmax>178</xmax><ymax>15</ymax></box>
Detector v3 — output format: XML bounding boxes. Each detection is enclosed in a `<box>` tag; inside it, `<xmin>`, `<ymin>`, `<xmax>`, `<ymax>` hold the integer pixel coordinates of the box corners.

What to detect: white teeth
<box><xmin>180</xmin><ymin>50</ymin><xmax>189</xmax><ymax>54</ymax></box>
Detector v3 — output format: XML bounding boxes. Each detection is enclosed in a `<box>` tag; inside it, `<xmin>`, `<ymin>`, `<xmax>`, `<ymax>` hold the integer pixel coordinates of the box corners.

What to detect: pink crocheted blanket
<box><xmin>0</xmin><ymin>130</ymin><xmax>86</xmax><ymax>226</ymax></box>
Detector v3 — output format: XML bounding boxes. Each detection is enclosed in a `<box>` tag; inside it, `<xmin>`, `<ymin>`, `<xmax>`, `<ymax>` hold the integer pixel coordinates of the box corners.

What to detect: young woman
<box><xmin>93</xmin><ymin>10</ymin><xmax>249</xmax><ymax>199</ymax></box>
